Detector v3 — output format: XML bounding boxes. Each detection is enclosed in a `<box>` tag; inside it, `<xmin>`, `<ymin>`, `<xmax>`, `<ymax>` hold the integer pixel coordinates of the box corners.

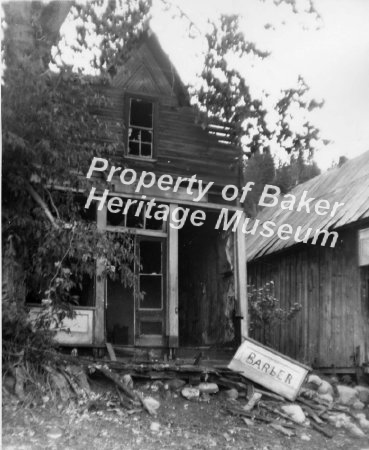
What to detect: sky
<box><xmin>149</xmin><ymin>0</ymin><xmax>369</xmax><ymax>170</ymax></box>
<box><xmin>57</xmin><ymin>0</ymin><xmax>369</xmax><ymax>170</ymax></box>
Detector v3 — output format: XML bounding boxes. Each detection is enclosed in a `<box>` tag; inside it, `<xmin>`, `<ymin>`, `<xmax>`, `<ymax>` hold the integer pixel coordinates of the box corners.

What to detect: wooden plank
<box><xmin>228</xmin><ymin>337</ymin><xmax>310</xmax><ymax>401</ymax></box>
<box><xmin>168</xmin><ymin>204</ymin><xmax>179</xmax><ymax>348</ymax></box>
<box><xmin>95</xmin><ymin>206</ymin><xmax>107</xmax><ymax>346</ymax></box>
<box><xmin>106</xmin><ymin>342</ymin><xmax>117</xmax><ymax>361</ymax></box>
<box><xmin>234</xmin><ymin>213</ymin><xmax>248</xmax><ymax>341</ymax></box>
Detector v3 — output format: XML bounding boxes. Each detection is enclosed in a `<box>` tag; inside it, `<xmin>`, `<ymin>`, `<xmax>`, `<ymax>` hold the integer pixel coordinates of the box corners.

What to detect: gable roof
<box><xmin>247</xmin><ymin>150</ymin><xmax>369</xmax><ymax>261</ymax></box>
<box><xmin>112</xmin><ymin>29</ymin><xmax>189</xmax><ymax>105</ymax></box>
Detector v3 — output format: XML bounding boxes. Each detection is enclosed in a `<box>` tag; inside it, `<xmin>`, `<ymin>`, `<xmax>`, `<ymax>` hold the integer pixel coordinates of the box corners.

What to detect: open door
<box><xmin>135</xmin><ymin>237</ymin><xmax>166</xmax><ymax>346</ymax></box>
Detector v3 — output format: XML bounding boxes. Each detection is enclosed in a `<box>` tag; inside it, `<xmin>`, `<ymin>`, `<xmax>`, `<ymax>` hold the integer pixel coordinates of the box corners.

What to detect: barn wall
<box><xmin>247</xmin><ymin>227</ymin><xmax>369</xmax><ymax>368</ymax></box>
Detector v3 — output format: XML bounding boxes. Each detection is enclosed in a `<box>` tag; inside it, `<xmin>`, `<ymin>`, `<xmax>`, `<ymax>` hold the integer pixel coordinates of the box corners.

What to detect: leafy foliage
<box><xmin>2</xmin><ymin>1</ymin><xmax>150</xmax><ymax>348</ymax></box>
<box><xmin>248</xmin><ymin>281</ymin><xmax>301</xmax><ymax>346</ymax></box>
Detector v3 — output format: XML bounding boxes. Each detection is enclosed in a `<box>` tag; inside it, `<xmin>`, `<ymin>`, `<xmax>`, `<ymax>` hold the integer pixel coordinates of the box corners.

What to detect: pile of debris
<box><xmin>82</xmin><ymin>359</ymin><xmax>369</xmax><ymax>440</ymax></box>
<box><xmin>3</xmin><ymin>347</ymin><xmax>369</xmax><ymax>441</ymax></box>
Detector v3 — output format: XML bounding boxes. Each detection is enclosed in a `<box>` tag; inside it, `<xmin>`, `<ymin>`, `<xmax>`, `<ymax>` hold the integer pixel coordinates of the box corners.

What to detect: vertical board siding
<box><xmin>248</xmin><ymin>227</ymin><xmax>367</xmax><ymax>368</ymax></box>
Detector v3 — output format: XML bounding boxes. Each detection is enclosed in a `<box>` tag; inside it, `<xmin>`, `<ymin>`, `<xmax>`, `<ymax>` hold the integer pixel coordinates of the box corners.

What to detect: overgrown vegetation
<box><xmin>248</xmin><ymin>281</ymin><xmax>301</xmax><ymax>347</ymax></box>
<box><xmin>2</xmin><ymin>0</ymin><xmax>319</xmax><ymax>402</ymax></box>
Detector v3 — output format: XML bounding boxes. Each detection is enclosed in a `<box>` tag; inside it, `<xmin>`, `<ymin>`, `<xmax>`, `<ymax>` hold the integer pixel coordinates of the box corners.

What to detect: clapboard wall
<box><xmin>247</xmin><ymin>224</ymin><xmax>369</xmax><ymax>369</ymax></box>
<box><xmin>93</xmin><ymin>34</ymin><xmax>240</xmax><ymax>190</ymax></box>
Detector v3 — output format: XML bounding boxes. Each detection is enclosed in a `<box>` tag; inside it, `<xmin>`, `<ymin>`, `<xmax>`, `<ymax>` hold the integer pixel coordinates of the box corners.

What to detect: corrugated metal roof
<box><xmin>247</xmin><ymin>150</ymin><xmax>369</xmax><ymax>261</ymax></box>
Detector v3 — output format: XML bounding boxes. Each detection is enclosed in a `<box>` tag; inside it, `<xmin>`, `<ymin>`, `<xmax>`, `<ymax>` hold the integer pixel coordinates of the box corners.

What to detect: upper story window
<box><xmin>127</xmin><ymin>98</ymin><xmax>155</xmax><ymax>159</ymax></box>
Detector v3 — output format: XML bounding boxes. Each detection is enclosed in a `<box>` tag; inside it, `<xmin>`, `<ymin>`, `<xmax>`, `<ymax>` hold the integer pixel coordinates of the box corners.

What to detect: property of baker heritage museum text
<box><xmin>85</xmin><ymin>156</ymin><xmax>344</xmax><ymax>248</ymax></box>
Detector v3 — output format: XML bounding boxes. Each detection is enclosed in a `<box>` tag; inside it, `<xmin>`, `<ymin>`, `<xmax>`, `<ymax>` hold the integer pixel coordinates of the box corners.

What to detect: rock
<box><xmin>307</xmin><ymin>374</ymin><xmax>333</xmax><ymax>395</ymax></box>
<box><xmin>317</xmin><ymin>393</ymin><xmax>333</xmax><ymax>403</ymax></box>
<box><xmin>122</xmin><ymin>374</ymin><xmax>134</xmax><ymax>390</ymax></box>
<box><xmin>150</xmin><ymin>422</ymin><xmax>161</xmax><ymax>432</ymax></box>
<box><xmin>307</xmin><ymin>374</ymin><xmax>323</xmax><ymax>388</ymax></box>
<box><xmin>181</xmin><ymin>387</ymin><xmax>200</xmax><ymax>400</ymax></box>
<box><xmin>198</xmin><ymin>383</ymin><xmax>219</xmax><ymax>394</ymax></box>
<box><xmin>355</xmin><ymin>385</ymin><xmax>369</xmax><ymax>404</ymax></box>
<box><xmin>300</xmin><ymin>433</ymin><xmax>311</xmax><ymax>441</ymax></box>
<box><xmin>317</xmin><ymin>380</ymin><xmax>334</xmax><ymax>395</ymax></box>
<box><xmin>345</xmin><ymin>422</ymin><xmax>366</xmax><ymax>438</ymax></box>
<box><xmin>336</xmin><ymin>385</ymin><xmax>358</xmax><ymax>405</ymax></box>
<box><xmin>165</xmin><ymin>379</ymin><xmax>186</xmax><ymax>392</ymax></box>
<box><xmin>47</xmin><ymin>428</ymin><xmax>63</xmax><ymax>439</ymax></box>
<box><xmin>356</xmin><ymin>413</ymin><xmax>369</xmax><ymax>430</ymax></box>
<box><xmin>150</xmin><ymin>381</ymin><xmax>164</xmax><ymax>392</ymax></box>
<box><xmin>225</xmin><ymin>388</ymin><xmax>238</xmax><ymax>400</ymax></box>
<box><xmin>353</xmin><ymin>400</ymin><xmax>365</xmax><ymax>410</ymax></box>
<box><xmin>200</xmin><ymin>392</ymin><xmax>211</xmax><ymax>402</ymax></box>
<box><xmin>327</xmin><ymin>413</ymin><xmax>350</xmax><ymax>428</ymax></box>
<box><xmin>281</xmin><ymin>404</ymin><xmax>306</xmax><ymax>424</ymax></box>
<box><xmin>142</xmin><ymin>397</ymin><xmax>160</xmax><ymax>415</ymax></box>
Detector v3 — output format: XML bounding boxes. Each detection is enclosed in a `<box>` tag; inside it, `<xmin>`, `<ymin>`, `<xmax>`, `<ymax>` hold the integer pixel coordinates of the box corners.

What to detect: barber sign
<box><xmin>228</xmin><ymin>337</ymin><xmax>310</xmax><ymax>401</ymax></box>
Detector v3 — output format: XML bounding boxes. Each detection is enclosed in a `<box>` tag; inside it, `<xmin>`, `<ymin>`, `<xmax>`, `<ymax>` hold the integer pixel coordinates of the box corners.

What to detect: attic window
<box><xmin>128</xmin><ymin>98</ymin><xmax>154</xmax><ymax>158</ymax></box>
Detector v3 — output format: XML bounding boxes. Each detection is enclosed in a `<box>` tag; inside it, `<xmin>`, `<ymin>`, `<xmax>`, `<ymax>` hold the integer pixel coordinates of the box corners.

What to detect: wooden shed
<box><xmin>247</xmin><ymin>151</ymin><xmax>369</xmax><ymax>372</ymax></box>
<box><xmin>28</xmin><ymin>30</ymin><xmax>248</xmax><ymax>358</ymax></box>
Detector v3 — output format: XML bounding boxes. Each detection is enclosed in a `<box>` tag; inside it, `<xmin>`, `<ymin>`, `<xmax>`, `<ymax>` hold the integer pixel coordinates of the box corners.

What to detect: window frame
<box><xmin>124</xmin><ymin>94</ymin><xmax>158</xmax><ymax>161</ymax></box>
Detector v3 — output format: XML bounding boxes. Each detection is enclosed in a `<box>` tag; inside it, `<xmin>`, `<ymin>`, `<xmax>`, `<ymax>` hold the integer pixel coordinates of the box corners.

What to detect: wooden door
<box><xmin>135</xmin><ymin>237</ymin><xmax>166</xmax><ymax>346</ymax></box>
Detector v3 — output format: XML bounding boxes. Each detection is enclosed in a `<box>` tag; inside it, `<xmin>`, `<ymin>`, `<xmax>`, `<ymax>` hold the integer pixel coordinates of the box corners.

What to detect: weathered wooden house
<box><xmin>29</xmin><ymin>30</ymin><xmax>248</xmax><ymax>357</ymax></box>
<box><xmin>247</xmin><ymin>151</ymin><xmax>369</xmax><ymax>372</ymax></box>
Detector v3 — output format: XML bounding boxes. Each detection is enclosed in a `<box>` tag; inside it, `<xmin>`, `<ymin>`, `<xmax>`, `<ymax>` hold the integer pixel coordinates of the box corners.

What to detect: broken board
<box><xmin>228</xmin><ymin>337</ymin><xmax>310</xmax><ymax>401</ymax></box>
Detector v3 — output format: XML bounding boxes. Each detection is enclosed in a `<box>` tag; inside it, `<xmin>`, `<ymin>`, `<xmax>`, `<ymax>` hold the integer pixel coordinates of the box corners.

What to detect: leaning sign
<box><xmin>228</xmin><ymin>337</ymin><xmax>311</xmax><ymax>401</ymax></box>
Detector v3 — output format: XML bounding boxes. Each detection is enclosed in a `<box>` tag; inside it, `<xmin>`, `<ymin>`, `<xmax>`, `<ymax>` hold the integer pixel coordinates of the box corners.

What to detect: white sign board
<box><xmin>228</xmin><ymin>337</ymin><xmax>310</xmax><ymax>401</ymax></box>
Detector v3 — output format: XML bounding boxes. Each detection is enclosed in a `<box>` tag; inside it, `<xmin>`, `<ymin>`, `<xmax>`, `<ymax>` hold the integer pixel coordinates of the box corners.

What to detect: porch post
<box><xmin>168</xmin><ymin>204</ymin><xmax>179</xmax><ymax>349</ymax></box>
<box><xmin>95</xmin><ymin>206</ymin><xmax>107</xmax><ymax>346</ymax></box>
<box><xmin>234</xmin><ymin>211</ymin><xmax>248</xmax><ymax>341</ymax></box>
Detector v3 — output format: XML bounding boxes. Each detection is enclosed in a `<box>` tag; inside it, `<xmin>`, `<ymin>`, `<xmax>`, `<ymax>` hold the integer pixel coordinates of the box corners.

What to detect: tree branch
<box><xmin>26</xmin><ymin>182</ymin><xmax>59</xmax><ymax>229</ymax></box>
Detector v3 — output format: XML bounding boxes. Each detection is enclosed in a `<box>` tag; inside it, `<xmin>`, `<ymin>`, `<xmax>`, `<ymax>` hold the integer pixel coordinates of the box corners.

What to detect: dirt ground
<box><xmin>2</xmin><ymin>378</ymin><xmax>369</xmax><ymax>450</ymax></box>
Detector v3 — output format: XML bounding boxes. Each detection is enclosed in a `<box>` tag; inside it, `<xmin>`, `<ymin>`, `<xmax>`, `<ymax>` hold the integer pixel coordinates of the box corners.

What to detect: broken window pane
<box><xmin>130</xmin><ymin>99</ymin><xmax>153</xmax><ymax>128</ymax></box>
<box><xmin>128</xmin><ymin>98</ymin><xmax>154</xmax><ymax>158</ymax></box>
<box><xmin>126</xmin><ymin>202</ymin><xmax>144</xmax><ymax>228</ymax></box>
<box><xmin>145</xmin><ymin>205</ymin><xmax>165</xmax><ymax>230</ymax></box>
<box><xmin>107</xmin><ymin>198</ymin><xmax>125</xmax><ymax>227</ymax></box>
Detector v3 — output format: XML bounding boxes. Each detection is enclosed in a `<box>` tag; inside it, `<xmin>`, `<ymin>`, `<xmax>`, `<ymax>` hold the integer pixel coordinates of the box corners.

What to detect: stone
<box><xmin>281</xmin><ymin>404</ymin><xmax>306</xmax><ymax>424</ymax></box>
<box><xmin>150</xmin><ymin>422</ymin><xmax>161</xmax><ymax>432</ymax></box>
<box><xmin>355</xmin><ymin>413</ymin><xmax>369</xmax><ymax>430</ymax></box>
<box><xmin>165</xmin><ymin>379</ymin><xmax>186</xmax><ymax>392</ymax></box>
<box><xmin>181</xmin><ymin>387</ymin><xmax>200</xmax><ymax>400</ymax></box>
<box><xmin>142</xmin><ymin>397</ymin><xmax>160</xmax><ymax>415</ymax></box>
<box><xmin>47</xmin><ymin>428</ymin><xmax>63</xmax><ymax>439</ymax></box>
<box><xmin>345</xmin><ymin>422</ymin><xmax>366</xmax><ymax>438</ymax></box>
<box><xmin>150</xmin><ymin>381</ymin><xmax>164</xmax><ymax>392</ymax></box>
<box><xmin>225</xmin><ymin>388</ymin><xmax>238</xmax><ymax>400</ymax></box>
<box><xmin>317</xmin><ymin>393</ymin><xmax>334</xmax><ymax>403</ymax></box>
<box><xmin>307</xmin><ymin>374</ymin><xmax>333</xmax><ymax>395</ymax></box>
<box><xmin>198</xmin><ymin>383</ymin><xmax>219</xmax><ymax>394</ymax></box>
<box><xmin>327</xmin><ymin>413</ymin><xmax>351</xmax><ymax>428</ymax></box>
<box><xmin>352</xmin><ymin>400</ymin><xmax>365</xmax><ymax>410</ymax></box>
<box><xmin>355</xmin><ymin>385</ymin><xmax>369</xmax><ymax>404</ymax></box>
<box><xmin>122</xmin><ymin>374</ymin><xmax>134</xmax><ymax>390</ymax></box>
<box><xmin>336</xmin><ymin>385</ymin><xmax>358</xmax><ymax>406</ymax></box>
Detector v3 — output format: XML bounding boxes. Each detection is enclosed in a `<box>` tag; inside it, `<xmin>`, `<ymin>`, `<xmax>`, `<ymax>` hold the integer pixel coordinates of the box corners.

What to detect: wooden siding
<box><xmin>248</xmin><ymin>226</ymin><xmax>369</xmax><ymax>369</ymax></box>
<box><xmin>247</xmin><ymin>150</ymin><xmax>369</xmax><ymax>260</ymax></box>
<box><xmin>94</xmin><ymin>32</ymin><xmax>240</xmax><ymax>189</ymax></box>
<box><xmin>96</xmin><ymin>86</ymin><xmax>240</xmax><ymax>187</ymax></box>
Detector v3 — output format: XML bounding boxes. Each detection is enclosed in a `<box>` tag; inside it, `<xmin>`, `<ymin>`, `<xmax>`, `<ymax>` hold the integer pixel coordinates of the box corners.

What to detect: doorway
<box><xmin>106</xmin><ymin>236</ymin><xmax>167</xmax><ymax>346</ymax></box>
